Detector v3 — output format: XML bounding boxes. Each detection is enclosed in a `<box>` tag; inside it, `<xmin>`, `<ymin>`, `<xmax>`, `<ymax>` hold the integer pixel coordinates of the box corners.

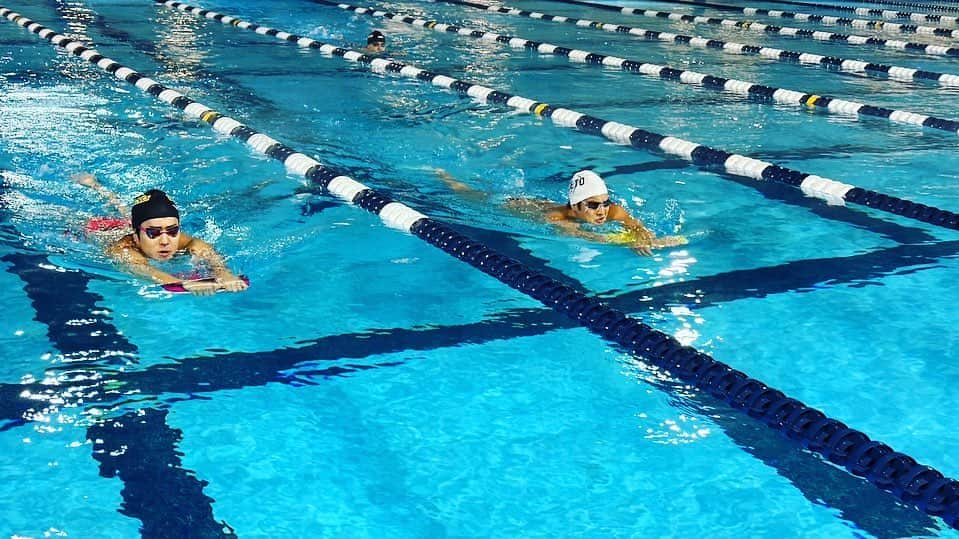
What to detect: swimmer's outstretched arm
<box><xmin>435</xmin><ymin>168</ymin><xmax>491</xmax><ymax>204</ymax></box>
<box><xmin>650</xmin><ymin>235</ymin><xmax>689</xmax><ymax>249</ymax></box>
<box><xmin>182</xmin><ymin>236</ymin><xmax>249</xmax><ymax>292</ymax></box>
<box><xmin>73</xmin><ymin>173</ymin><xmax>128</xmax><ymax>216</ymax></box>
<box><xmin>609</xmin><ymin>205</ymin><xmax>692</xmax><ymax>255</ymax></box>
<box><xmin>605</xmin><ymin>205</ymin><xmax>656</xmax><ymax>255</ymax></box>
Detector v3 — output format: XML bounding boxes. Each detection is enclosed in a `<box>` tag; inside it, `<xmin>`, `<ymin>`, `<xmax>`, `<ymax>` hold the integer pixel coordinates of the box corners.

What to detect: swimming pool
<box><xmin>1</xmin><ymin>0</ymin><xmax>958</xmax><ymax>536</ymax></box>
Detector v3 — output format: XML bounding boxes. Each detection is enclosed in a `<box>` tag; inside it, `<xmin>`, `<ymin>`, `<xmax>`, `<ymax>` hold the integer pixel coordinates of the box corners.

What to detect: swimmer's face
<box><xmin>574</xmin><ymin>195</ymin><xmax>613</xmax><ymax>225</ymax></box>
<box><xmin>134</xmin><ymin>217</ymin><xmax>181</xmax><ymax>261</ymax></box>
<box><xmin>366</xmin><ymin>41</ymin><xmax>385</xmax><ymax>53</ymax></box>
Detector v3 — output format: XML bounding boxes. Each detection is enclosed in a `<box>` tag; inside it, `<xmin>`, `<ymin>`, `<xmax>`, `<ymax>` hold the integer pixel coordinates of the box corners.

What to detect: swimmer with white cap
<box><xmin>564</xmin><ymin>169</ymin><xmax>614</xmax><ymax>225</ymax></box>
<box><xmin>436</xmin><ymin>168</ymin><xmax>686</xmax><ymax>256</ymax></box>
<box><xmin>545</xmin><ymin>169</ymin><xmax>686</xmax><ymax>255</ymax></box>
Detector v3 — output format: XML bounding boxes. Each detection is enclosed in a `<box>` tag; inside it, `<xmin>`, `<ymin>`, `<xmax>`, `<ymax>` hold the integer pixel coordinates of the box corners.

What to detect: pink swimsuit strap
<box><xmin>85</xmin><ymin>217</ymin><xmax>129</xmax><ymax>232</ymax></box>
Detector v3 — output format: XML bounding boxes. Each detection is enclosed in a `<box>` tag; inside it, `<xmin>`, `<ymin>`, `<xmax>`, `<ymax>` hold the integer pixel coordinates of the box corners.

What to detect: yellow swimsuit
<box><xmin>606</xmin><ymin>229</ymin><xmax>644</xmax><ymax>244</ymax></box>
<box><xmin>607</xmin><ymin>229</ymin><xmax>689</xmax><ymax>248</ymax></box>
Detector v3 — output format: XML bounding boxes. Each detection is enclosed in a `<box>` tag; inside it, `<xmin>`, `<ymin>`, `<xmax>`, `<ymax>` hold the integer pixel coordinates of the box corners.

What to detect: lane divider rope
<box><xmin>432</xmin><ymin>0</ymin><xmax>959</xmax><ymax>87</ymax></box>
<box><xmin>4</xmin><ymin>5</ymin><xmax>959</xmax><ymax>528</ymax></box>
<box><xmin>811</xmin><ymin>0</ymin><xmax>959</xmax><ymax>15</ymax></box>
<box><xmin>326</xmin><ymin>1</ymin><xmax>959</xmax><ymax>138</ymax></box>
<box><xmin>162</xmin><ymin>0</ymin><xmax>959</xmax><ymax>231</ymax></box>
<box><xmin>746</xmin><ymin>0</ymin><xmax>959</xmax><ymax>25</ymax></box>
<box><xmin>517</xmin><ymin>0</ymin><xmax>959</xmax><ymax>57</ymax></box>
<box><xmin>642</xmin><ymin>0</ymin><xmax>959</xmax><ymax>37</ymax></box>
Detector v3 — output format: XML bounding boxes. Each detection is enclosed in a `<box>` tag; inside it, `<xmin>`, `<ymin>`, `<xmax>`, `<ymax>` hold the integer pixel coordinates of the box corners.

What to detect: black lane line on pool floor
<box><xmin>88</xmin><ymin>409</ymin><xmax>238</xmax><ymax>539</ymax></box>
<box><xmin>0</xmin><ymin>207</ymin><xmax>234</xmax><ymax>536</ymax></box>
<box><xmin>327</xmin><ymin>1</ymin><xmax>959</xmax><ymax>138</ymax></box>
<box><xmin>432</xmin><ymin>0</ymin><xmax>959</xmax><ymax>86</ymax></box>
<box><xmin>7</xmin><ymin>3</ymin><xmax>959</xmax><ymax>527</ymax></box>
<box><xmin>165</xmin><ymin>0</ymin><xmax>959</xmax><ymax>234</ymax></box>
<box><xmin>645</xmin><ymin>0</ymin><xmax>959</xmax><ymax>37</ymax></box>
<box><xmin>539</xmin><ymin>0</ymin><xmax>959</xmax><ymax>57</ymax></box>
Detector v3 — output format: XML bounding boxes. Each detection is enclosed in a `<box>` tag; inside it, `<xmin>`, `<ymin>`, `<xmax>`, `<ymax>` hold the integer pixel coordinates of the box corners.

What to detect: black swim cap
<box><xmin>367</xmin><ymin>30</ymin><xmax>385</xmax><ymax>45</ymax></box>
<box><xmin>131</xmin><ymin>189</ymin><xmax>179</xmax><ymax>230</ymax></box>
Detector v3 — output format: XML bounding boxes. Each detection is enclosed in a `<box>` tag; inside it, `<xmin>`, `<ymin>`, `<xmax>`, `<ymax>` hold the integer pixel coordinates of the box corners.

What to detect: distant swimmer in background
<box><xmin>75</xmin><ymin>173</ymin><xmax>248</xmax><ymax>295</ymax></box>
<box><xmin>362</xmin><ymin>30</ymin><xmax>387</xmax><ymax>54</ymax></box>
<box><xmin>360</xmin><ymin>30</ymin><xmax>405</xmax><ymax>57</ymax></box>
<box><xmin>436</xmin><ymin>168</ymin><xmax>687</xmax><ymax>256</ymax></box>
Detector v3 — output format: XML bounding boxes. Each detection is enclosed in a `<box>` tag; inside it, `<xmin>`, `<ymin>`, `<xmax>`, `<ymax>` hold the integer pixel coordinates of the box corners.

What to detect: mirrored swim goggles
<box><xmin>582</xmin><ymin>199</ymin><xmax>612</xmax><ymax>210</ymax></box>
<box><xmin>141</xmin><ymin>224</ymin><xmax>180</xmax><ymax>239</ymax></box>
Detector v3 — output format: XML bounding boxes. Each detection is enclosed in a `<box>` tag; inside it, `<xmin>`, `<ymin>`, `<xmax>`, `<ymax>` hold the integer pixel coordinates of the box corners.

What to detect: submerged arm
<box><xmin>608</xmin><ymin>205</ymin><xmax>655</xmax><ymax>255</ymax></box>
<box><xmin>73</xmin><ymin>173</ymin><xmax>129</xmax><ymax>216</ymax></box>
<box><xmin>435</xmin><ymin>168</ymin><xmax>491</xmax><ymax>204</ymax></box>
<box><xmin>609</xmin><ymin>205</ymin><xmax>688</xmax><ymax>253</ymax></box>
<box><xmin>183</xmin><ymin>236</ymin><xmax>248</xmax><ymax>292</ymax></box>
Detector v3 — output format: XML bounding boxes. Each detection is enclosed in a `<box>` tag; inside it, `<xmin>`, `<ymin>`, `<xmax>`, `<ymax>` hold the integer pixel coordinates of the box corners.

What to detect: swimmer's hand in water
<box><xmin>181</xmin><ymin>279</ymin><xmax>221</xmax><ymax>296</ymax></box>
<box><xmin>212</xmin><ymin>269</ymin><xmax>250</xmax><ymax>293</ymax></box>
<box><xmin>632</xmin><ymin>228</ymin><xmax>654</xmax><ymax>257</ymax></box>
<box><xmin>167</xmin><ymin>275</ymin><xmax>249</xmax><ymax>295</ymax></box>
<box><xmin>73</xmin><ymin>172</ymin><xmax>98</xmax><ymax>188</ymax></box>
<box><xmin>217</xmin><ymin>275</ymin><xmax>250</xmax><ymax>293</ymax></box>
<box><xmin>607</xmin><ymin>227</ymin><xmax>655</xmax><ymax>256</ymax></box>
<box><xmin>607</xmin><ymin>229</ymin><xmax>688</xmax><ymax>255</ymax></box>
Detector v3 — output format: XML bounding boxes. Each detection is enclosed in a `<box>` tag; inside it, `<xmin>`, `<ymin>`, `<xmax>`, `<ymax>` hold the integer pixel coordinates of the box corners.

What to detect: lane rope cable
<box><xmin>799</xmin><ymin>0</ymin><xmax>959</xmax><ymax>15</ymax></box>
<box><xmin>325</xmin><ymin>1</ymin><xmax>959</xmax><ymax>138</ymax></box>
<box><xmin>516</xmin><ymin>0</ymin><xmax>959</xmax><ymax>58</ymax></box>
<box><xmin>741</xmin><ymin>0</ymin><xmax>959</xmax><ymax>24</ymax></box>
<box><xmin>3</xmin><ymin>5</ymin><xmax>959</xmax><ymax>529</ymax></box>
<box><xmin>160</xmin><ymin>0</ymin><xmax>959</xmax><ymax>232</ymax></box>
<box><xmin>431</xmin><ymin>0</ymin><xmax>959</xmax><ymax>87</ymax></box>
<box><xmin>640</xmin><ymin>0</ymin><xmax>959</xmax><ymax>37</ymax></box>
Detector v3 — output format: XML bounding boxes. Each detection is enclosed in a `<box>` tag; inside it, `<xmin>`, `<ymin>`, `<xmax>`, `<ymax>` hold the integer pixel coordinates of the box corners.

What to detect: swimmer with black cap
<box><xmin>75</xmin><ymin>173</ymin><xmax>248</xmax><ymax>295</ymax></box>
<box><xmin>436</xmin><ymin>168</ymin><xmax>686</xmax><ymax>256</ymax></box>
<box><xmin>363</xmin><ymin>30</ymin><xmax>386</xmax><ymax>54</ymax></box>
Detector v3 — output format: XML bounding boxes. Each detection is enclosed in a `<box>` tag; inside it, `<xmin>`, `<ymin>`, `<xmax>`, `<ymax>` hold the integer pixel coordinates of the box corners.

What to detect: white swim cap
<box><xmin>568</xmin><ymin>170</ymin><xmax>608</xmax><ymax>205</ymax></box>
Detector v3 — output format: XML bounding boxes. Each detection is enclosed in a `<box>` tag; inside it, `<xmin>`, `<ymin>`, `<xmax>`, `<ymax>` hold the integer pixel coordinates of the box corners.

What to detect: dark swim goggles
<box><xmin>582</xmin><ymin>199</ymin><xmax>612</xmax><ymax>210</ymax></box>
<box><xmin>141</xmin><ymin>224</ymin><xmax>180</xmax><ymax>239</ymax></box>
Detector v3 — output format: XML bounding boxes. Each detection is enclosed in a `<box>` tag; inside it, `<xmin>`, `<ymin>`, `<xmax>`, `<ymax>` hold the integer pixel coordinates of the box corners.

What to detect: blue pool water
<box><xmin>1</xmin><ymin>0</ymin><xmax>958</xmax><ymax>536</ymax></box>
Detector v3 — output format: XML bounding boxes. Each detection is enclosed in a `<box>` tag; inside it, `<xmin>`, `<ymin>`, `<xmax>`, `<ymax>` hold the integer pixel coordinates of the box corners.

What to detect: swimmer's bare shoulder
<box><xmin>105</xmin><ymin>234</ymin><xmax>140</xmax><ymax>262</ymax></box>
